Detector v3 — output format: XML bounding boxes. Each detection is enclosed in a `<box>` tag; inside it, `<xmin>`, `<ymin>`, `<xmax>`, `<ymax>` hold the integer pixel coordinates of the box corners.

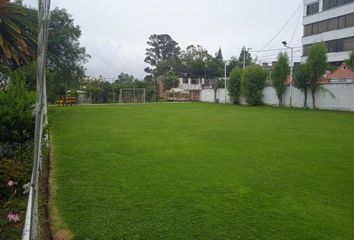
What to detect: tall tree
<box><xmin>47</xmin><ymin>8</ymin><xmax>90</xmax><ymax>102</ymax></box>
<box><xmin>0</xmin><ymin>0</ymin><xmax>37</xmax><ymax>66</ymax></box>
<box><xmin>226</xmin><ymin>56</ymin><xmax>239</xmax><ymax>74</ymax></box>
<box><xmin>228</xmin><ymin>67</ymin><xmax>243</xmax><ymax>104</ymax></box>
<box><xmin>294</xmin><ymin>63</ymin><xmax>310</xmax><ymax>108</ymax></box>
<box><xmin>272</xmin><ymin>52</ymin><xmax>290</xmax><ymax>106</ymax></box>
<box><xmin>116</xmin><ymin>72</ymin><xmax>136</xmax><ymax>84</ymax></box>
<box><xmin>144</xmin><ymin>34</ymin><xmax>180</xmax><ymax>78</ymax></box>
<box><xmin>238</xmin><ymin>46</ymin><xmax>253</xmax><ymax>68</ymax></box>
<box><xmin>180</xmin><ymin>45</ymin><xmax>210</xmax><ymax>77</ymax></box>
<box><xmin>180</xmin><ymin>45</ymin><xmax>223</xmax><ymax>77</ymax></box>
<box><xmin>216</xmin><ymin>47</ymin><xmax>223</xmax><ymax>61</ymax></box>
<box><xmin>346</xmin><ymin>49</ymin><xmax>354</xmax><ymax>69</ymax></box>
<box><xmin>163</xmin><ymin>71</ymin><xmax>179</xmax><ymax>90</ymax></box>
<box><xmin>306</xmin><ymin>42</ymin><xmax>328</xmax><ymax>109</ymax></box>
<box><xmin>155</xmin><ymin>58</ymin><xmax>183</xmax><ymax>77</ymax></box>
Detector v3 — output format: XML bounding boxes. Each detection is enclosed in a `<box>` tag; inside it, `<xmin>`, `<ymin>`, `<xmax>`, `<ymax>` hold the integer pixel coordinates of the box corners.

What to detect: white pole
<box><xmin>282</xmin><ymin>41</ymin><xmax>294</xmax><ymax>108</ymax></box>
<box><xmin>290</xmin><ymin>47</ymin><xmax>294</xmax><ymax>108</ymax></box>
<box><xmin>112</xmin><ymin>84</ymin><xmax>115</xmax><ymax>103</ymax></box>
<box><xmin>23</xmin><ymin>1</ymin><xmax>51</xmax><ymax>239</ymax></box>
<box><xmin>224</xmin><ymin>61</ymin><xmax>227</xmax><ymax>103</ymax></box>
<box><xmin>119</xmin><ymin>89</ymin><xmax>122</xmax><ymax>104</ymax></box>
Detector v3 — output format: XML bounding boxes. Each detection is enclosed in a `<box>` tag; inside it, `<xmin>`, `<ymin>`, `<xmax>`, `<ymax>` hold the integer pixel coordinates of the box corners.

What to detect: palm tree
<box><xmin>0</xmin><ymin>0</ymin><xmax>37</xmax><ymax>67</ymax></box>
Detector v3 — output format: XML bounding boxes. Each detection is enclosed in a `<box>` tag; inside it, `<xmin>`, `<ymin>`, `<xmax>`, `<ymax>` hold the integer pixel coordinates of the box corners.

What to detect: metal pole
<box><xmin>112</xmin><ymin>84</ymin><xmax>115</xmax><ymax>103</ymax></box>
<box><xmin>133</xmin><ymin>81</ymin><xmax>136</xmax><ymax>103</ymax></box>
<box><xmin>23</xmin><ymin>1</ymin><xmax>51</xmax><ymax>239</ymax></box>
<box><xmin>224</xmin><ymin>61</ymin><xmax>227</xmax><ymax>103</ymax></box>
<box><xmin>290</xmin><ymin>47</ymin><xmax>294</xmax><ymax>108</ymax></box>
<box><xmin>143</xmin><ymin>88</ymin><xmax>146</xmax><ymax>104</ymax></box>
<box><xmin>282</xmin><ymin>41</ymin><xmax>294</xmax><ymax>108</ymax></box>
<box><xmin>119</xmin><ymin>89</ymin><xmax>122</xmax><ymax>104</ymax></box>
<box><xmin>243</xmin><ymin>49</ymin><xmax>246</xmax><ymax>70</ymax></box>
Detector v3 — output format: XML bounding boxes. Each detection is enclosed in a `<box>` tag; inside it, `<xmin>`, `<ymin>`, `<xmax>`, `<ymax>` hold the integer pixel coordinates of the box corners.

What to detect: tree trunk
<box><xmin>278</xmin><ymin>95</ymin><xmax>282</xmax><ymax>106</ymax></box>
<box><xmin>214</xmin><ymin>88</ymin><xmax>217</xmax><ymax>103</ymax></box>
<box><xmin>304</xmin><ymin>88</ymin><xmax>308</xmax><ymax>108</ymax></box>
<box><xmin>311</xmin><ymin>89</ymin><xmax>316</xmax><ymax>109</ymax></box>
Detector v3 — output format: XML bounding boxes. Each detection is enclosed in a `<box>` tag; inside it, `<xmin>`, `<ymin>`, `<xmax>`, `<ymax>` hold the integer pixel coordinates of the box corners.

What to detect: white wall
<box><xmin>201</xmin><ymin>83</ymin><xmax>354</xmax><ymax>111</ymax></box>
<box><xmin>200</xmin><ymin>88</ymin><xmax>230</xmax><ymax>103</ymax></box>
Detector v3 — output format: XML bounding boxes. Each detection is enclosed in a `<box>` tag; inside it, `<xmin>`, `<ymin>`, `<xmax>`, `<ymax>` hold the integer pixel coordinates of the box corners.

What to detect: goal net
<box><xmin>119</xmin><ymin>88</ymin><xmax>146</xmax><ymax>104</ymax></box>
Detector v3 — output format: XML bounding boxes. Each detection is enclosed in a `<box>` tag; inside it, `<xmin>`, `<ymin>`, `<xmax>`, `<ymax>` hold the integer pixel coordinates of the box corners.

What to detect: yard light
<box><xmin>282</xmin><ymin>41</ymin><xmax>294</xmax><ymax>108</ymax></box>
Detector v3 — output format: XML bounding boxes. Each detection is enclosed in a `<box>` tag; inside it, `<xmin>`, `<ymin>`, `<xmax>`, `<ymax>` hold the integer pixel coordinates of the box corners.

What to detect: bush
<box><xmin>0</xmin><ymin>158</ymin><xmax>30</xmax><ymax>240</ymax></box>
<box><xmin>228</xmin><ymin>68</ymin><xmax>243</xmax><ymax>104</ymax></box>
<box><xmin>0</xmin><ymin>159</ymin><xmax>30</xmax><ymax>202</ymax></box>
<box><xmin>0</xmin><ymin>80</ymin><xmax>36</xmax><ymax>149</ymax></box>
<box><xmin>241</xmin><ymin>65</ymin><xmax>267</xmax><ymax>106</ymax></box>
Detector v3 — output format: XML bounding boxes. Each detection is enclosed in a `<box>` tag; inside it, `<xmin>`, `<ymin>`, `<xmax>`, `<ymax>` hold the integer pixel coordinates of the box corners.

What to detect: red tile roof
<box><xmin>325</xmin><ymin>63</ymin><xmax>354</xmax><ymax>82</ymax></box>
<box><xmin>283</xmin><ymin>63</ymin><xmax>354</xmax><ymax>85</ymax></box>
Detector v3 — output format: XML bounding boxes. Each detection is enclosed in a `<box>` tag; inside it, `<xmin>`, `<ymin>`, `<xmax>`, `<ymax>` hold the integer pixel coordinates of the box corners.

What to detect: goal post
<box><xmin>119</xmin><ymin>88</ymin><xmax>146</xmax><ymax>104</ymax></box>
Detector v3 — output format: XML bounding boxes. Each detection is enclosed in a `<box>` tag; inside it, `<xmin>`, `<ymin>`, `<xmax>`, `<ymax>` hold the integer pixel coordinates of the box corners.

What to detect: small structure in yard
<box><xmin>166</xmin><ymin>88</ymin><xmax>190</xmax><ymax>101</ymax></box>
<box><xmin>56</xmin><ymin>96</ymin><xmax>77</xmax><ymax>106</ymax></box>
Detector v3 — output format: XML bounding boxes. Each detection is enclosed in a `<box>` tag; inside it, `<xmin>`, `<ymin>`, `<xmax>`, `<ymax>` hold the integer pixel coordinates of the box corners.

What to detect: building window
<box><xmin>323</xmin><ymin>0</ymin><xmax>354</xmax><ymax>11</ymax></box>
<box><xmin>326</xmin><ymin>40</ymin><xmax>338</xmax><ymax>53</ymax></box>
<box><xmin>338</xmin><ymin>15</ymin><xmax>346</xmax><ymax>28</ymax></box>
<box><xmin>303</xmin><ymin>37</ymin><xmax>354</xmax><ymax>56</ymax></box>
<box><xmin>346</xmin><ymin>13</ymin><xmax>354</xmax><ymax>27</ymax></box>
<box><xmin>303</xmin><ymin>44</ymin><xmax>312</xmax><ymax>56</ymax></box>
<box><xmin>318</xmin><ymin>21</ymin><xmax>328</xmax><ymax>33</ymax></box>
<box><xmin>306</xmin><ymin>2</ymin><xmax>319</xmax><ymax>16</ymax></box>
<box><xmin>312</xmin><ymin>22</ymin><xmax>320</xmax><ymax>35</ymax></box>
<box><xmin>327</xmin><ymin>17</ymin><xmax>338</xmax><ymax>31</ymax></box>
<box><xmin>303</xmin><ymin>13</ymin><xmax>354</xmax><ymax>37</ymax></box>
<box><xmin>191</xmin><ymin>79</ymin><xmax>199</xmax><ymax>84</ymax></box>
<box><xmin>304</xmin><ymin>25</ymin><xmax>313</xmax><ymax>36</ymax></box>
<box><xmin>343</xmin><ymin>37</ymin><xmax>354</xmax><ymax>51</ymax></box>
<box><xmin>183</xmin><ymin>78</ymin><xmax>188</xmax><ymax>84</ymax></box>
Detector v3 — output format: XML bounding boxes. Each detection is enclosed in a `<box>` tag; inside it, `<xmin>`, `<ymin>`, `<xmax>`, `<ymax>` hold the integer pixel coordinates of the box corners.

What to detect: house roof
<box><xmin>324</xmin><ymin>63</ymin><xmax>354</xmax><ymax>81</ymax></box>
<box><xmin>283</xmin><ymin>63</ymin><xmax>354</xmax><ymax>85</ymax></box>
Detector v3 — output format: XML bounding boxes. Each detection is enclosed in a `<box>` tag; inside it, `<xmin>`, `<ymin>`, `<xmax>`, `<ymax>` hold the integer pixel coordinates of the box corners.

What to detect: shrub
<box><xmin>241</xmin><ymin>65</ymin><xmax>267</xmax><ymax>106</ymax></box>
<box><xmin>0</xmin><ymin>80</ymin><xmax>36</xmax><ymax>149</ymax></box>
<box><xmin>227</xmin><ymin>68</ymin><xmax>243</xmax><ymax>104</ymax></box>
<box><xmin>0</xmin><ymin>159</ymin><xmax>30</xmax><ymax>202</ymax></box>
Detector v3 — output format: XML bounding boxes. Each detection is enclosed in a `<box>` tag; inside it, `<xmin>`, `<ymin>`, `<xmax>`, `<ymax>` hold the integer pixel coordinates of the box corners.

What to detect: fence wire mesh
<box><xmin>22</xmin><ymin>1</ymin><xmax>51</xmax><ymax>239</ymax></box>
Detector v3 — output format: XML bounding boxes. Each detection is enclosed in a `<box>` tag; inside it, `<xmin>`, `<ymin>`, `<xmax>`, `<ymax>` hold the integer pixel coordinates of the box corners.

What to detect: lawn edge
<box><xmin>48</xmin><ymin>135</ymin><xmax>73</xmax><ymax>240</ymax></box>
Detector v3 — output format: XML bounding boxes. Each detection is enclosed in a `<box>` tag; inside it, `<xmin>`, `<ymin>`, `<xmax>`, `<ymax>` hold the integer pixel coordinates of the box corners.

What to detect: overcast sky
<box><xmin>25</xmin><ymin>0</ymin><xmax>304</xmax><ymax>80</ymax></box>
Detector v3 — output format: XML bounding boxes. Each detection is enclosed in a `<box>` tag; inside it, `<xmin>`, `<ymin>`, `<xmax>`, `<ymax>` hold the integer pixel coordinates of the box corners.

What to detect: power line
<box><xmin>289</xmin><ymin>6</ymin><xmax>303</xmax><ymax>46</ymax></box>
<box><xmin>256</xmin><ymin>50</ymin><xmax>302</xmax><ymax>59</ymax></box>
<box><xmin>253</xmin><ymin>3</ymin><xmax>303</xmax><ymax>55</ymax></box>
<box><xmin>250</xmin><ymin>46</ymin><xmax>301</xmax><ymax>53</ymax></box>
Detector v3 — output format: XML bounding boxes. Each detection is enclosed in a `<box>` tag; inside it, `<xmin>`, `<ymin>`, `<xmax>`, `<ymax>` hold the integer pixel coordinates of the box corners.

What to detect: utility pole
<box><xmin>282</xmin><ymin>41</ymin><xmax>294</xmax><ymax>107</ymax></box>
<box><xmin>243</xmin><ymin>47</ymin><xmax>252</xmax><ymax>70</ymax></box>
<box><xmin>112</xmin><ymin>83</ymin><xmax>115</xmax><ymax>103</ymax></box>
<box><xmin>224</xmin><ymin>61</ymin><xmax>227</xmax><ymax>103</ymax></box>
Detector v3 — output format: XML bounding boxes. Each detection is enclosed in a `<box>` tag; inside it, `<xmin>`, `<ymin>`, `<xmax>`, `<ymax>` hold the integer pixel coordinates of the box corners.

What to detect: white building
<box><xmin>302</xmin><ymin>0</ymin><xmax>354</xmax><ymax>64</ymax></box>
<box><xmin>178</xmin><ymin>77</ymin><xmax>205</xmax><ymax>101</ymax></box>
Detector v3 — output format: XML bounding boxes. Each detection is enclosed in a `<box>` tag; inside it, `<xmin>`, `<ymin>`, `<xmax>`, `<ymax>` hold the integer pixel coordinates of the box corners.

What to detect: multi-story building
<box><xmin>302</xmin><ymin>0</ymin><xmax>354</xmax><ymax>65</ymax></box>
<box><xmin>178</xmin><ymin>77</ymin><xmax>204</xmax><ymax>101</ymax></box>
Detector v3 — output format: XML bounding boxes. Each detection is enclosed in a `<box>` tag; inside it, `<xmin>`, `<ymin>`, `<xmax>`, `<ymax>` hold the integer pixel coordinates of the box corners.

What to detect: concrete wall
<box><xmin>201</xmin><ymin>83</ymin><xmax>354</xmax><ymax>111</ymax></box>
<box><xmin>200</xmin><ymin>88</ymin><xmax>231</xmax><ymax>103</ymax></box>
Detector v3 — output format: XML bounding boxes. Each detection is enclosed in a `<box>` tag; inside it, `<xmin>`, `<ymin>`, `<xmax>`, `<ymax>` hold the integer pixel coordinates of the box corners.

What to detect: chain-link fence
<box><xmin>22</xmin><ymin>1</ymin><xmax>51</xmax><ymax>239</ymax></box>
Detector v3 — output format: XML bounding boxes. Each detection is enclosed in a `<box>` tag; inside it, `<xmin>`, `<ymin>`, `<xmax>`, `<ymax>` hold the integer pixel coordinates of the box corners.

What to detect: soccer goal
<box><xmin>119</xmin><ymin>88</ymin><xmax>146</xmax><ymax>104</ymax></box>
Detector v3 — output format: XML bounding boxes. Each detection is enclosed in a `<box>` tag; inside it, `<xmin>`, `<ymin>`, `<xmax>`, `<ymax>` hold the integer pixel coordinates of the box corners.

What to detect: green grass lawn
<box><xmin>49</xmin><ymin>103</ymin><xmax>354</xmax><ymax>240</ymax></box>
